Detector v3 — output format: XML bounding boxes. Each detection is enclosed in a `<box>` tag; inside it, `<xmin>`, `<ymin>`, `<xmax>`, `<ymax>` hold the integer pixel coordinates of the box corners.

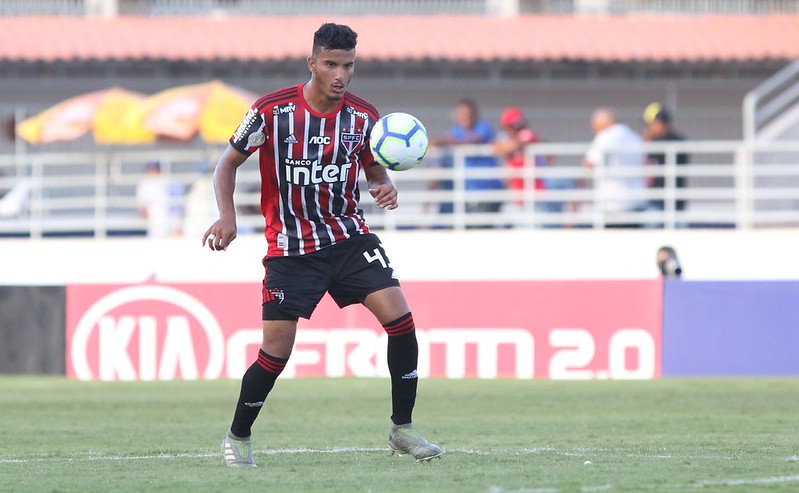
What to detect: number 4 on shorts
<box><xmin>363</xmin><ymin>248</ymin><xmax>388</xmax><ymax>268</ymax></box>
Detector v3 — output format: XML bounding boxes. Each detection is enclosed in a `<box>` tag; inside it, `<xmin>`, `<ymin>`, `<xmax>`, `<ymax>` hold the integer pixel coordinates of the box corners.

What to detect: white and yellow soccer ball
<box><xmin>369</xmin><ymin>112</ymin><xmax>429</xmax><ymax>171</ymax></box>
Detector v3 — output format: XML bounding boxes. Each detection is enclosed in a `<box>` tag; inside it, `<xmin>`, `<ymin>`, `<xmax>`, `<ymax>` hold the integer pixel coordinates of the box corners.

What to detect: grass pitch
<box><xmin>1</xmin><ymin>377</ymin><xmax>798</xmax><ymax>492</ymax></box>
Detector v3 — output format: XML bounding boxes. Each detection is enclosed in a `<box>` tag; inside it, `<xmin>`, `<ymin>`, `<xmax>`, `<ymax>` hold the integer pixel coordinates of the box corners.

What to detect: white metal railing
<box><xmin>3</xmin><ymin>0</ymin><xmax>799</xmax><ymax>16</ymax></box>
<box><xmin>2</xmin><ymin>139</ymin><xmax>799</xmax><ymax>238</ymax></box>
<box><xmin>743</xmin><ymin>59</ymin><xmax>799</xmax><ymax>141</ymax></box>
<box><xmin>599</xmin><ymin>0</ymin><xmax>799</xmax><ymax>15</ymax></box>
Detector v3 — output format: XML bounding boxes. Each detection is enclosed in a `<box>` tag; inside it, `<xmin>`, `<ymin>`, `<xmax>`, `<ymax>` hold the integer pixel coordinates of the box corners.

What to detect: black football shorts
<box><xmin>261</xmin><ymin>233</ymin><xmax>401</xmax><ymax>320</ymax></box>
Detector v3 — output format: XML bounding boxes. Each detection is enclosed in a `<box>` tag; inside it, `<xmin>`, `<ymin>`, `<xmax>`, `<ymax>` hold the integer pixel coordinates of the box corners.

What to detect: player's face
<box><xmin>308</xmin><ymin>48</ymin><xmax>355</xmax><ymax>102</ymax></box>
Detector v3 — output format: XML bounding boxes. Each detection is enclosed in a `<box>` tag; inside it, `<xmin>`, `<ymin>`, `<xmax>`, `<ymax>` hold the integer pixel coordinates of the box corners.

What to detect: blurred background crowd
<box><xmin>1</xmin><ymin>0</ymin><xmax>799</xmax><ymax>236</ymax></box>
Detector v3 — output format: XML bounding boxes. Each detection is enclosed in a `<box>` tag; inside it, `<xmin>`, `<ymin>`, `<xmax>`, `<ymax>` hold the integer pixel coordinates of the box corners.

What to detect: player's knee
<box><xmin>255</xmin><ymin>349</ymin><xmax>289</xmax><ymax>376</ymax></box>
<box><xmin>383</xmin><ymin>312</ymin><xmax>415</xmax><ymax>336</ymax></box>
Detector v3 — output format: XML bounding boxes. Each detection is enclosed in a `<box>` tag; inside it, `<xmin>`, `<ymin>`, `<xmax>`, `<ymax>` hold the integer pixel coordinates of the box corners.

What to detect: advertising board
<box><xmin>66</xmin><ymin>281</ymin><xmax>662</xmax><ymax>381</ymax></box>
<box><xmin>662</xmin><ymin>280</ymin><xmax>799</xmax><ymax>376</ymax></box>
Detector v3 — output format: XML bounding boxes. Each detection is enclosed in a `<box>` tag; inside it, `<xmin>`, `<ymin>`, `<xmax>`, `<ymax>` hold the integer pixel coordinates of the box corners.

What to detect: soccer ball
<box><xmin>369</xmin><ymin>112</ymin><xmax>428</xmax><ymax>171</ymax></box>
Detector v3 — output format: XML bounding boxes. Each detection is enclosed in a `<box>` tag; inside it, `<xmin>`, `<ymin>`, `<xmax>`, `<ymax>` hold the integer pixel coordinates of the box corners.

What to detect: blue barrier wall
<box><xmin>662</xmin><ymin>280</ymin><xmax>799</xmax><ymax>376</ymax></box>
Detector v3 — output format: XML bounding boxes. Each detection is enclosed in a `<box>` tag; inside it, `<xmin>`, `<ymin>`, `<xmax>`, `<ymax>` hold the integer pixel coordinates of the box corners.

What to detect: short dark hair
<box><xmin>313</xmin><ymin>23</ymin><xmax>357</xmax><ymax>54</ymax></box>
<box><xmin>458</xmin><ymin>98</ymin><xmax>479</xmax><ymax>116</ymax></box>
<box><xmin>643</xmin><ymin>102</ymin><xmax>672</xmax><ymax>125</ymax></box>
<box><xmin>653</xmin><ymin>109</ymin><xmax>672</xmax><ymax>125</ymax></box>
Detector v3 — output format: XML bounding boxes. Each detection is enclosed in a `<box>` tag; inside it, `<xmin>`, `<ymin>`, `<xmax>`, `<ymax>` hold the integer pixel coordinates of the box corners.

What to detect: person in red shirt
<box><xmin>493</xmin><ymin>107</ymin><xmax>541</xmax><ymax>205</ymax></box>
<box><xmin>203</xmin><ymin>22</ymin><xmax>442</xmax><ymax>468</ymax></box>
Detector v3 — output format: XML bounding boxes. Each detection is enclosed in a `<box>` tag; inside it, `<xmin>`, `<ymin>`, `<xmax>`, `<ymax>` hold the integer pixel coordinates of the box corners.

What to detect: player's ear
<box><xmin>307</xmin><ymin>55</ymin><xmax>314</xmax><ymax>73</ymax></box>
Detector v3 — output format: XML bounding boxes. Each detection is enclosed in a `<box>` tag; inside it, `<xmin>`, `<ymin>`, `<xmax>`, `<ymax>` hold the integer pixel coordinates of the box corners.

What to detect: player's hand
<box><xmin>369</xmin><ymin>183</ymin><xmax>398</xmax><ymax>210</ymax></box>
<box><xmin>202</xmin><ymin>216</ymin><xmax>237</xmax><ymax>251</ymax></box>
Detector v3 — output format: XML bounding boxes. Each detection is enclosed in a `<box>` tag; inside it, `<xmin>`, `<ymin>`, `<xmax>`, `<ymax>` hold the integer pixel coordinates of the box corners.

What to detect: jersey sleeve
<box><xmin>229</xmin><ymin>106</ymin><xmax>268</xmax><ymax>155</ymax></box>
<box><xmin>361</xmin><ymin>113</ymin><xmax>381</xmax><ymax>167</ymax></box>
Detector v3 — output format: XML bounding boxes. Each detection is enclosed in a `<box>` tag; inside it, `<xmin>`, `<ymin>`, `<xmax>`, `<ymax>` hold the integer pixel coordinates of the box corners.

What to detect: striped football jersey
<box><xmin>230</xmin><ymin>84</ymin><xmax>380</xmax><ymax>257</ymax></box>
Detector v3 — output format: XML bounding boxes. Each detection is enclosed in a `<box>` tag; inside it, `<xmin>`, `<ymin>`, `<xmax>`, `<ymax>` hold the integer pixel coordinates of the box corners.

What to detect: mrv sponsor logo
<box><xmin>273</xmin><ymin>102</ymin><xmax>296</xmax><ymax>115</ymax></box>
<box><xmin>347</xmin><ymin>107</ymin><xmax>369</xmax><ymax>119</ymax></box>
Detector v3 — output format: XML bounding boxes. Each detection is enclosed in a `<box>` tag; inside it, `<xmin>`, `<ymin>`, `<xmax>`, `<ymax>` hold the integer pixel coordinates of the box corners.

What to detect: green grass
<box><xmin>1</xmin><ymin>377</ymin><xmax>798</xmax><ymax>492</ymax></box>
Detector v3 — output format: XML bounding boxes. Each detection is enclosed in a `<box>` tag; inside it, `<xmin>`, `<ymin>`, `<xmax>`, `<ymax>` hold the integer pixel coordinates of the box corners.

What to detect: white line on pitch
<box><xmin>5</xmin><ymin>450</ymin><xmax>799</xmax><ymax>492</ymax></box>
<box><xmin>0</xmin><ymin>447</ymin><xmax>776</xmax><ymax>464</ymax></box>
<box><xmin>0</xmin><ymin>448</ymin><xmax>384</xmax><ymax>464</ymax></box>
<box><xmin>694</xmin><ymin>475</ymin><xmax>799</xmax><ymax>487</ymax></box>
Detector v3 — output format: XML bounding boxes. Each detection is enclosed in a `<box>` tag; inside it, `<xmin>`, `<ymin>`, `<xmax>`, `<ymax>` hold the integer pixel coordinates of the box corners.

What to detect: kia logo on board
<box><xmin>70</xmin><ymin>285</ymin><xmax>225</xmax><ymax>381</ymax></box>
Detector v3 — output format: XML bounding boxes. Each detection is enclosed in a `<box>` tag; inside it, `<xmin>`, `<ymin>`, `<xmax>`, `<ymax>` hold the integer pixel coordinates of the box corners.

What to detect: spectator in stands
<box><xmin>493</xmin><ymin>107</ymin><xmax>540</xmax><ymax>205</ymax></box>
<box><xmin>184</xmin><ymin>160</ymin><xmax>261</xmax><ymax>238</ymax></box>
<box><xmin>429</xmin><ymin>98</ymin><xmax>505</xmax><ymax>228</ymax></box>
<box><xmin>0</xmin><ymin>171</ymin><xmax>30</xmax><ymax>218</ymax></box>
<box><xmin>493</xmin><ymin>106</ymin><xmax>576</xmax><ymax>226</ymax></box>
<box><xmin>583</xmin><ymin>107</ymin><xmax>649</xmax><ymax>228</ymax></box>
<box><xmin>136</xmin><ymin>161</ymin><xmax>182</xmax><ymax>238</ymax></box>
<box><xmin>642</xmin><ymin>102</ymin><xmax>689</xmax><ymax>213</ymax></box>
<box><xmin>183</xmin><ymin>161</ymin><xmax>218</xmax><ymax>239</ymax></box>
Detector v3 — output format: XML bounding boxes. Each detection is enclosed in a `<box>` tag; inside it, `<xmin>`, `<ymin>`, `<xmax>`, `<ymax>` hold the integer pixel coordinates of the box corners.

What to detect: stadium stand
<box><xmin>1</xmin><ymin>0</ymin><xmax>799</xmax><ymax>236</ymax></box>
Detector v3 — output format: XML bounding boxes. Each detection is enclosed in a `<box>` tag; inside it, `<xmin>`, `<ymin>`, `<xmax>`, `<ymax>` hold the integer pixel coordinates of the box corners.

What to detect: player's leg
<box><xmin>222</xmin><ymin>319</ymin><xmax>296</xmax><ymax>468</ymax></box>
<box><xmin>363</xmin><ymin>286</ymin><xmax>415</xmax><ymax>423</ymax></box>
<box><xmin>364</xmin><ymin>286</ymin><xmax>443</xmax><ymax>462</ymax></box>
<box><xmin>223</xmin><ymin>253</ymin><xmax>327</xmax><ymax>467</ymax></box>
<box><xmin>230</xmin><ymin>320</ymin><xmax>296</xmax><ymax>439</ymax></box>
<box><xmin>330</xmin><ymin>233</ymin><xmax>442</xmax><ymax>461</ymax></box>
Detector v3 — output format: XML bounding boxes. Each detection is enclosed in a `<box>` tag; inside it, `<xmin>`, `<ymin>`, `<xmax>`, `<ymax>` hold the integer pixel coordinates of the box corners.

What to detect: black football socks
<box><xmin>383</xmin><ymin>312</ymin><xmax>419</xmax><ymax>425</ymax></box>
<box><xmin>229</xmin><ymin>350</ymin><xmax>288</xmax><ymax>438</ymax></box>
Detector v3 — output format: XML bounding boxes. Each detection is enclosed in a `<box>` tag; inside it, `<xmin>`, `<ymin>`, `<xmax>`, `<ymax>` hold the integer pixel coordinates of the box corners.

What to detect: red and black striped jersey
<box><xmin>230</xmin><ymin>84</ymin><xmax>380</xmax><ymax>257</ymax></box>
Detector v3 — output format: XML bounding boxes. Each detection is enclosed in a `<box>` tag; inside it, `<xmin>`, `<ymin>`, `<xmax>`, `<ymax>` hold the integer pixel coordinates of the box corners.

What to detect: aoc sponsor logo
<box><xmin>273</xmin><ymin>102</ymin><xmax>296</xmax><ymax>115</ymax></box>
<box><xmin>308</xmin><ymin>135</ymin><xmax>331</xmax><ymax>146</ymax></box>
<box><xmin>69</xmin><ymin>285</ymin><xmax>225</xmax><ymax>381</ymax></box>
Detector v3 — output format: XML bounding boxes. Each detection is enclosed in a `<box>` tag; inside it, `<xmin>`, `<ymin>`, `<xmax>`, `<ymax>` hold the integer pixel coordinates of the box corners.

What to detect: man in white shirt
<box><xmin>583</xmin><ymin>107</ymin><xmax>649</xmax><ymax>227</ymax></box>
<box><xmin>136</xmin><ymin>162</ymin><xmax>179</xmax><ymax>238</ymax></box>
<box><xmin>0</xmin><ymin>177</ymin><xmax>30</xmax><ymax>218</ymax></box>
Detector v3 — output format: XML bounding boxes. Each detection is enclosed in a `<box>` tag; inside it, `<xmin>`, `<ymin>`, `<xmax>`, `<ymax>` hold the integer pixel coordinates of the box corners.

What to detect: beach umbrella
<box><xmin>16</xmin><ymin>87</ymin><xmax>155</xmax><ymax>144</ymax></box>
<box><xmin>136</xmin><ymin>80</ymin><xmax>259</xmax><ymax>142</ymax></box>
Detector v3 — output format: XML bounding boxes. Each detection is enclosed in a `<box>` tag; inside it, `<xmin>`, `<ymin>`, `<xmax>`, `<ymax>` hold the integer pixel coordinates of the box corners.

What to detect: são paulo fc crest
<box><xmin>341</xmin><ymin>133</ymin><xmax>362</xmax><ymax>153</ymax></box>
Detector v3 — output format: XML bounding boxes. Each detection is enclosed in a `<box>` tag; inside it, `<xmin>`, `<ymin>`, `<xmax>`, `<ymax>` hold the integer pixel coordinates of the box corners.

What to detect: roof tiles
<box><xmin>1</xmin><ymin>15</ymin><xmax>798</xmax><ymax>63</ymax></box>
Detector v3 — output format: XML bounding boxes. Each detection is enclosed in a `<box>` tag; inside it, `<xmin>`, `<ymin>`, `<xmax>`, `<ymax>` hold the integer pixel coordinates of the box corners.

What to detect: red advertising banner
<box><xmin>66</xmin><ymin>280</ymin><xmax>662</xmax><ymax>381</ymax></box>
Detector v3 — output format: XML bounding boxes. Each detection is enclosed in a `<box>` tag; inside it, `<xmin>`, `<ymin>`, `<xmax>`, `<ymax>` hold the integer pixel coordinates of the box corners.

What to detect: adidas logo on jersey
<box><xmin>284</xmin><ymin>134</ymin><xmax>298</xmax><ymax>144</ymax></box>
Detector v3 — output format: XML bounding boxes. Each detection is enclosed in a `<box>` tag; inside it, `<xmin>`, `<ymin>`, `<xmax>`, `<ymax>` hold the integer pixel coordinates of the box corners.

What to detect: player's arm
<box><xmin>202</xmin><ymin>145</ymin><xmax>249</xmax><ymax>251</ymax></box>
<box><xmin>365</xmin><ymin>163</ymin><xmax>398</xmax><ymax>210</ymax></box>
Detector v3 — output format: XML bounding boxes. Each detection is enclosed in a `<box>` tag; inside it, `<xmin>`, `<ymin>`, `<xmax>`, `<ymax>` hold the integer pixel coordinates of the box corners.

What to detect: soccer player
<box><xmin>202</xmin><ymin>22</ymin><xmax>442</xmax><ymax>467</ymax></box>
